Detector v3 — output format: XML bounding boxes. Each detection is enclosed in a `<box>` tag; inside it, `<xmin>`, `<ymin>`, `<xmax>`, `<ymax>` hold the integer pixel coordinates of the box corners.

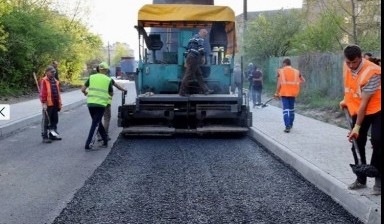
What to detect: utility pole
<box><xmin>243</xmin><ymin>0</ymin><xmax>247</xmax><ymax>33</ymax></box>
<box><xmin>107</xmin><ymin>41</ymin><xmax>111</xmax><ymax>66</ymax></box>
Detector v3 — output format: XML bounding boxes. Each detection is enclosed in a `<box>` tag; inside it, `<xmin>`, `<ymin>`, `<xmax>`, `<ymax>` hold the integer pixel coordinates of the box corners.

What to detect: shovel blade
<box><xmin>350</xmin><ymin>164</ymin><xmax>381</xmax><ymax>178</ymax></box>
<box><xmin>49</xmin><ymin>130</ymin><xmax>59</xmax><ymax>137</ymax></box>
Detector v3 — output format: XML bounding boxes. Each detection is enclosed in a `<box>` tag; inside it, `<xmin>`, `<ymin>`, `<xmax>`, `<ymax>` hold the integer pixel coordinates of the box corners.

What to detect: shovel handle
<box><xmin>343</xmin><ymin>108</ymin><xmax>362</xmax><ymax>165</ymax></box>
<box><xmin>261</xmin><ymin>97</ymin><xmax>275</xmax><ymax>107</ymax></box>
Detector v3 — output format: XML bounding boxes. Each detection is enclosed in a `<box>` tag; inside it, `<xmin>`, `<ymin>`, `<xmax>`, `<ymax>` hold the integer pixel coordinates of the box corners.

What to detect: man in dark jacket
<box><xmin>250</xmin><ymin>66</ymin><xmax>263</xmax><ymax>108</ymax></box>
<box><xmin>179</xmin><ymin>29</ymin><xmax>213</xmax><ymax>96</ymax></box>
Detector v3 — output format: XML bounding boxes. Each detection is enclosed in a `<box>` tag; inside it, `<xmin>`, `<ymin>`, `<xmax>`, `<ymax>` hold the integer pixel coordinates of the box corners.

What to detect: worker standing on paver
<box><xmin>179</xmin><ymin>29</ymin><xmax>213</xmax><ymax>96</ymax></box>
<box><xmin>340</xmin><ymin>45</ymin><xmax>381</xmax><ymax>195</ymax></box>
<box><xmin>81</xmin><ymin>62</ymin><xmax>113</xmax><ymax>150</ymax></box>
<box><xmin>40</xmin><ymin>65</ymin><xmax>62</xmax><ymax>143</ymax></box>
<box><xmin>274</xmin><ymin>58</ymin><xmax>305</xmax><ymax>133</ymax></box>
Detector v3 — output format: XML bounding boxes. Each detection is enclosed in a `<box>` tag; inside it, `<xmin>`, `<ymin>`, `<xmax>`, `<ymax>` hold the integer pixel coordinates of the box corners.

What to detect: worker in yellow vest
<box><xmin>340</xmin><ymin>45</ymin><xmax>381</xmax><ymax>194</ymax></box>
<box><xmin>274</xmin><ymin>58</ymin><xmax>305</xmax><ymax>133</ymax></box>
<box><xmin>81</xmin><ymin>62</ymin><xmax>113</xmax><ymax>150</ymax></box>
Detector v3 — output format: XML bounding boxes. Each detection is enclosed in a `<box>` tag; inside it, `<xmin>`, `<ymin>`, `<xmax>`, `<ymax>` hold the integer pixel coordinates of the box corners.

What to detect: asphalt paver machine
<box><xmin>118</xmin><ymin>4</ymin><xmax>252</xmax><ymax>135</ymax></box>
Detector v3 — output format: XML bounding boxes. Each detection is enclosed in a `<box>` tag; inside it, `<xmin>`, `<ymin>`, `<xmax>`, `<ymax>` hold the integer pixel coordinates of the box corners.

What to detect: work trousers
<box><xmin>352</xmin><ymin>111</ymin><xmax>382</xmax><ymax>184</ymax></box>
<box><xmin>251</xmin><ymin>86</ymin><xmax>262</xmax><ymax>106</ymax></box>
<box><xmin>103</xmin><ymin>104</ymin><xmax>111</xmax><ymax>134</ymax></box>
<box><xmin>85</xmin><ymin>106</ymin><xmax>108</xmax><ymax>147</ymax></box>
<box><xmin>281</xmin><ymin>96</ymin><xmax>296</xmax><ymax>129</ymax></box>
<box><xmin>41</xmin><ymin>105</ymin><xmax>59</xmax><ymax>138</ymax></box>
<box><xmin>179</xmin><ymin>53</ymin><xmax>209</xmax><ymax>94</ymax></box>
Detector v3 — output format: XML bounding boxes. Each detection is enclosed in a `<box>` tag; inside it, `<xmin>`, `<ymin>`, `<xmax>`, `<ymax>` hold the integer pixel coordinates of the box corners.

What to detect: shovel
<box><xmin>260</xmin><ymin>97</ymin><xmax>275</xmax><ymax>108</ymax></box>
<box><xmin>343</xmin><ymin>108</ymin><xmax>380</xmax><ymax>178</ymax></box>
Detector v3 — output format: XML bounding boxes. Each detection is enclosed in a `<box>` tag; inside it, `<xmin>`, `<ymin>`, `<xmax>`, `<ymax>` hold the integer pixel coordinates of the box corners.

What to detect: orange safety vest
<box><xmin>278</xmin><ymin>66</ymin><xmax>301</xmax><ymax>97</ymax></box>
<box><xmin>343</xmin><ymin>59</ymin><xmax>381</xmax><ymax>116</ymax></box>
<box><xmin>41</xmin><ymin>77</ymin><xmax>62</xmax><ymax>109</ymax></box>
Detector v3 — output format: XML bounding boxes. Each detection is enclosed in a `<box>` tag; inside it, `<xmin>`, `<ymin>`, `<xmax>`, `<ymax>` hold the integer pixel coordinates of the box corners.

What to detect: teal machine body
<box><xmin>118</xmin><ymin>4</ymin><xmax>252</xmax><ymax>135</ymax></box>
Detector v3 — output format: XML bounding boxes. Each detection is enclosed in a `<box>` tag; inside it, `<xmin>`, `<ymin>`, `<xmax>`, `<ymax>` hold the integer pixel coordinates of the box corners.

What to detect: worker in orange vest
<box><xmin>340</xmin><ymin>45</ymin><xmax>381</xmax><ymax>195</ymax></box>
<box><xmin>40</xmin><ymin>65</ymin><xmax>62</xmax><ymax>143</ymax></box>
<box><xmin>274</xmin><ymin>58</ymin><xmax>305</xmax><ymax>133</ymax></box>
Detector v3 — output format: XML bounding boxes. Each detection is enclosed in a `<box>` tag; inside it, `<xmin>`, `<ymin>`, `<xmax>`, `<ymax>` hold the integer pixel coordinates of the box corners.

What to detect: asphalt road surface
<box><xmin>0</xmin><ymin>95</ymin><xmax>120</xmax><ymax>224</ymax></box>
<box><xmin>53</xmin><ymin>136</ymin><xmax>362</xmax><ymax>224</ymax></box>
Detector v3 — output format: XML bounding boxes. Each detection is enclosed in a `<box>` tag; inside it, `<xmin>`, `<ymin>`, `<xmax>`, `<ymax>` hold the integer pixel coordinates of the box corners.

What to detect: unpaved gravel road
<box><xmin>53</xmin><ymin>136</ymin><xmax>361</xmax><ymax>224</ymax></box>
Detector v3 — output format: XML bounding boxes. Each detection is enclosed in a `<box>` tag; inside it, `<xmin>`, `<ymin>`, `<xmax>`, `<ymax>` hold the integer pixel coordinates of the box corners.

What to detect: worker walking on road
<box><xmin>340</xmin><ymin>45</ymin><xmax>381</xmax><ymax>195</ymax></box>
<box><xmin>40</xmin><ymin>65</ymin><xmax>62</xmax><ymax>143</ymax></box>
<box><xmin>81</xmin><ymin>62</ymin><xmax>113</xmax><ymax>150</ymax></box>
<box><xmin>179</xmin><ymin>29</ymin><xmax>213</xmax><ymax>96</ymax></box>
<box><xmin>274</xmin><ymin>58</ymin><xmax>305</xmax><ymax>133</ymax></box>
<box><xmin>95</xmin><ymin>65</ymin><xmax>127</xmax><ymax>141</ymax></box>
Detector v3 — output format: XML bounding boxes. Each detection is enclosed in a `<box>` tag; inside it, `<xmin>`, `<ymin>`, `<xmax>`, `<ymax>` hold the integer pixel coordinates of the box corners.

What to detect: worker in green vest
<box><xmin>81</xmin><ymin>62</ymin><xmax>113</xmax><ymax>150</ymax></box>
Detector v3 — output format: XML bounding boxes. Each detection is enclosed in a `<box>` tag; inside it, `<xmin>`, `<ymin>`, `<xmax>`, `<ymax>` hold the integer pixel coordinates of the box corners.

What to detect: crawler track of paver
<box><xmin>53</xmin><ymin>136</ymin><xmax>362</xmax><ymax>224</ymax></box>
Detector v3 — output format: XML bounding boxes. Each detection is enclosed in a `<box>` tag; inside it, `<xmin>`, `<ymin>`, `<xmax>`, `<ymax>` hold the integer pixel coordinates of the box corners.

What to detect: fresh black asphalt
<box><xmin>53</xmin><ymin>136</ymin><xmax>362</xmax><ymax>224</ymax></box>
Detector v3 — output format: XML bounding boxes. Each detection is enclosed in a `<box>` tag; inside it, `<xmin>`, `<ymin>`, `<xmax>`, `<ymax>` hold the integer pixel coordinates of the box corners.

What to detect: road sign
<box><xmin>0</xmin><ymin>104</ymin><xmax>10</xmax><ymax>120</ymax></box>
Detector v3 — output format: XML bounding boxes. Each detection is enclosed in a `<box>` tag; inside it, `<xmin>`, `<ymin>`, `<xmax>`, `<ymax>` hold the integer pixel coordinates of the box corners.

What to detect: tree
<box><xmin>305</xmin><ymin>0</ymin><xmax>381</xmax><ymax>51</ymax></box>
<box><xmin>111</xmin><ymin>42</ymin><xmax>134</xmax><ymax>67</ymax></box>
<box><xmin>0</xmin><ymin>0</ymin><xmax>104</xmax><ymax>95</ymax></box>
<box><xmin>243</xmin><ymin>9</ymin><xmax>303</xmax><ymax>64</ymax></box>
<box><xmin>291</xmin><ymin>10</ymin><xmax>344</xmax><ymax>53</ymax></box>
<box><xmin>0</xmin><ymin>1</ymin><xmax>10</xmax><ymax>52</ymax></box>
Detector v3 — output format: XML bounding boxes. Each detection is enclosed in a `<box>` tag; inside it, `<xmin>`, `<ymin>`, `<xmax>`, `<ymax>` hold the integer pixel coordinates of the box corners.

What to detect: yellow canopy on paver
<box><xmin>138</xmin><ymin>4</ymin><xmax>237</xmax><ymax>53</ymax></box>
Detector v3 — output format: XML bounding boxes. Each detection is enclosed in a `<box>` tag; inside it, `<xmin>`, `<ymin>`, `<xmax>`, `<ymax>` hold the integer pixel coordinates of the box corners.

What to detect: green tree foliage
<box><xmin>243</xmin><ymin>9</ymin><xmax>303</xmax><ymax>64</ymax></box>
<box><xmin>0</xmin><ymin>1</ymin><xmax>11</xmax><ymax>52</ymax></box>
<box><xmin>0</xmin><ymin>0</ymin><xmax>103</xmax><ymax>95</ymax></box>
<box><xmin>291</xmin><ymin>11</ymin><xmax>344</xmax><ymax>53</ymax></box>
<box><xmin>111</xmin><ymin>42</ymin><xmax>133</xmax><ymax>67</ymax></box>
<box><xmin>305</xmin><ymin>0</ymin><xmax>381</xmax><ymax>51</ymax></box>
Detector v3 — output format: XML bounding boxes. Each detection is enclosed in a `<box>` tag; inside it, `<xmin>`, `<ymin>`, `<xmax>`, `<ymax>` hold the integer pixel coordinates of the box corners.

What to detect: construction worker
<box><xmin>40</xmin><ymin>65</ymin><xmax>62</xmax><ymax>143</ymax></box>
<box><xmin>340</xmin><ymin>45</ymin><xmax>381</xmax><ymax>194</ymax></box>
<box><xmin>247</xmin><ymin>62</ymin><xmax>254</xmax><ymax>102</ymax></box>
<box><xmin>179</xmin><ymin>29</ymin><xmax>214</xmax><ymax>96</ymax></box>
<box><xmin>95</xmin><ymin>65</ymin><xmax>127</xmax><ymax>141</ymax></box>
<box><xmin>274</xmin><ymin>58</ymin><xmax>305</xmax><ymax>133</ymax></box>
<box><xmin>81</xmin><ymin>62</ymin><xmax>113</xmax><ymax>150</ymax></box>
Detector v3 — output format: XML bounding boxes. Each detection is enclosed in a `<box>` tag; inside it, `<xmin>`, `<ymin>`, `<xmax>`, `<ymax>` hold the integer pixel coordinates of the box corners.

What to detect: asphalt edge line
<box><xmin>249</xmin><ymin>127</ymin><xmax>381</xmax><ymax>224</ymax></box>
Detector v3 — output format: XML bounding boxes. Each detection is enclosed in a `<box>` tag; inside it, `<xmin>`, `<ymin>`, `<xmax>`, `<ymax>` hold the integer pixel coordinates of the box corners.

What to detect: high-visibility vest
<box><xmin>87</xmin><ymin>73</ymin><xmax>111</xmax><ymax>107</ymax></box>
<box><xmin>343</xmin><ymin>59</ymin><xmax>381</xmax><ymax>116</ymax></box>
<box><xmin>41</xmin><ymin>77</ymin><xmax>62</xmax><ymax>109</ymax></box>
<box><xmin>278</xmin><ymin>66</ymin><xmax>301</xmax><ymax>97</ymax></box>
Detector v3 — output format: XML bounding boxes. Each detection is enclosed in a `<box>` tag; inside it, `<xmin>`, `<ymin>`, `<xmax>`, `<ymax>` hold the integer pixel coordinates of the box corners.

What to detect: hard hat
<box><xmin>98</xmin><ymin>62</ymin><xmax>110</xmax><ymax>70</ymax></box>
<box><xmin>248</xmin><ymin>63</ymin><xmax>253</xmax><ymax>67</ymax></box>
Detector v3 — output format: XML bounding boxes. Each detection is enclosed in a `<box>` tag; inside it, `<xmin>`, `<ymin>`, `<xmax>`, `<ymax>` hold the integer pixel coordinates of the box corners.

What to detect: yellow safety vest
<box><xmin>87</xmin><ymin>73</ymin><xmax>111</xmax><ymax>107</ymax></box>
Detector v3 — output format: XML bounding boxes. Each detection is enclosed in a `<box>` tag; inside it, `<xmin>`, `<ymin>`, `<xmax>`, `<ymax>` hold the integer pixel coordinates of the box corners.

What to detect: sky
<box><xmin>61</xmin><ymin>0</ymin><xmax>303</xmax><ymax>58</ymax></box>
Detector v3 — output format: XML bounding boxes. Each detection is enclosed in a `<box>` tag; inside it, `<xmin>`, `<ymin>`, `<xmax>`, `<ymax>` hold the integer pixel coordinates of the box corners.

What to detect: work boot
<box><xmin>49</xmin><ymin>131</ymin><xmax>62</xmax><ymax>140</ymax></box>
<box><xmin>50</xmin><ymin>135</ymin><xmax>62</xmax><ymax>140</ymax></box>
<box><xmin>204</xmin><ymin>89</ymin><xmax>214</xmax><ymax>95</ymax></box>
<box><xmin>85</xmin><ymin>145</ymin><xmax>95</xmax><ymax>151</ymax></box>
<box><xmin>43</xmin><ymin>138</ymin><xmax>52</xmax><ymax>143</ymax></box>
<box><xmin>371</xmin><ymin>177</ymin><xmax>381</xmax><ymax>195</ymax></box>
<box><xmin>284</xmin><ymin>128</ymin><xmax>290</xmax><ymax>133</ymax></box>
<box><xmin>348</xmin><ymin>180</ymin><xmax>367</xmax><ymax>190</ymax></box>
<box><xmin>101</xmin><ymin>142</ymin><xmax>108</xmax><ymax>148</ymax></box>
